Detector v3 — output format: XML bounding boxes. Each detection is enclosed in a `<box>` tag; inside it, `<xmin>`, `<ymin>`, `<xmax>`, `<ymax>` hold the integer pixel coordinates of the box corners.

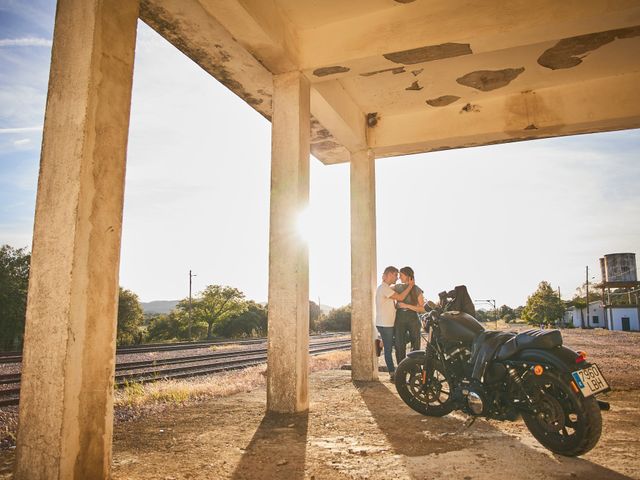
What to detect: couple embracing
<box><xmin>375</xmin><ymin>266</ymin><xmax>426</xmax><ymax>381</ymax></box>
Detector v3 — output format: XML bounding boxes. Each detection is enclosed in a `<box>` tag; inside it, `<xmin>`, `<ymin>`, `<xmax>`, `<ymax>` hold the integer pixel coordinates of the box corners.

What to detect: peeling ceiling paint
<box><xmin>538</xmin><ymin>25</ymin><xmax>640</xmax><ymax>70</ymax></box>
<box><xmin>383</xmin><ymin>42</ymin><xmax>472</xmax><ymax>65</ymax></box>
<box><xmin>456</xmin><ymin>67</ymin><xmax>525</xmax><ymax>91</ymax></box>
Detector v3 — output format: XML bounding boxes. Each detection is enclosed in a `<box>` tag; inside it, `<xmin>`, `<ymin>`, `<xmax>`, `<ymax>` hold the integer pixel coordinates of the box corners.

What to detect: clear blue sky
<box><xmin>1</xmin><ymin>1</ymin><xmax>639</xmax><ymax>308</ymax></box>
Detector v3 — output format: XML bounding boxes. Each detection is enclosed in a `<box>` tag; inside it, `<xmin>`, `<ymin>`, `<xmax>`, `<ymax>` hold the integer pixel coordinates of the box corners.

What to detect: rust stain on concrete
<box><xmin>310</xmin><ymin>117</ymin><xmax>335</xmax><ymax>141</ymax></box>
<box><xmin>311</xmin><ymin>140</ymin><xmax>342</xmax><ymax>151</ymax></box>
<box><xmin>426</xmin><ymin>95</ymin><xmax>460</xmax><ymax>107</ymax></box>
<box><xmin>503</xmin><ymin>90</ymin><xmax>562</xmax><ymax>136</ymax></box>
<box><xmin>460</xmin><ymin>103</ymin><xmax>481</xmax><ymax>113</ymax></box>
<box><xmin>383</xmin><ymin>43</ymin><xmax>472</xmax><ymax>65</ymax></box>
<box><xmin>313</xmin><ymin>66</ymin><xmax>350</xmax><ymax>77</ymax></box>
<box><xmin>538</xmin><ymin>25</ymin><xmax>640</xmax><ymax>70</ymax></box>
<box><xmin>360</xmin><ymin>67</ymin><xmax>405</xmax><ymax>77</ymax></box>
<box><xmin>456</xmin><ymin>67</ymin><xmax>525</xmax><ymax>91</ymax></box>
<box><xmin>405</xmin><ymin>81</ymin><xmax>423</xmax><ymax>91</ymax></box>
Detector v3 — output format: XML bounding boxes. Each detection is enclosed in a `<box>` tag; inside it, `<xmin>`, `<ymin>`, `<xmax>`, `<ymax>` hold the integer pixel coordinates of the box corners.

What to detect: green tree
<box><xmin>319</xmin><ymin>304</ymin><xmax>351</xmax><ymax>331</ymax></box>
<box><xmin>309</xmin><ymin>301</ymin><xmax>321</xmax><ymax>332</ymax></box>
<box><xmin>474</xmin><ymin>309</ymin><xmax>491</xmax><ymax>322</ymax></box>
<box><xmin>117</xmin><ymin>288</ymin><xmax>144</xmax><ymax>345</ymax></box>
<box><xmin>216</xmin><ymin>301</ymin><xmax>267</xmax><ymax>337</ymax></box>
<box><xmin>499</xmin><ymin>305</ymin><xmax>516</xmax><ymax>323</ymax></box>
<box><xmin>146</xmin><ymin>310</ymin><xmax>201</xmax><ymax>341</ymax></box>
<box><xmin>522</xmin><ymin>281</ymin><xmax>565</xmax><ymax>327</ymax></box>
<box><xmin>0</xmin><ymin>245</ymin><xmax>30</xmax><ymax>351</ymax></box>
<box><xmin>514</xmin><ymin>305</ymin><xmax>524</xmax><ymax>320</ymax></box>
<box><xmin>185</xmin><ymin>285</ymin><xmax>247</xmax><ymax>339</ymax></box>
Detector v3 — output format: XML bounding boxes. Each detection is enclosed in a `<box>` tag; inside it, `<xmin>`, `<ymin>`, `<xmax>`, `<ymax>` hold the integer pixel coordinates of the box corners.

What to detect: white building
<box><xmin>565</xmin><ymin>301</ymin><xmax>639</xmax><ymax>331</ymax></box>
<box><xmin>608</xmin><ymin>307</ymin><xmax>640</xmax><ymax>331</ymax></box>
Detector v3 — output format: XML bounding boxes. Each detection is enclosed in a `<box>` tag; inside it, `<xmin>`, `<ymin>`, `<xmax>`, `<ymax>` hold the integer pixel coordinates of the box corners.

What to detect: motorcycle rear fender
<box><xmin>507</xmin><ymin>346</ymin><xmax>582</xmax><ymax>374</ymax></box>
<box><xmin>406</xmin><ymin>350</ymin><xmax>426</xmax><ymax>361</ymax></box>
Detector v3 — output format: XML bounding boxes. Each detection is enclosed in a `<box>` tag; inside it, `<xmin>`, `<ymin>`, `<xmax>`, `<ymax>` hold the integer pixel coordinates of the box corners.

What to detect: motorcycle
<box><xmin>394</xmin><ymin>286</ymin><xmax>610</xmax><ymax>456</ymax></box>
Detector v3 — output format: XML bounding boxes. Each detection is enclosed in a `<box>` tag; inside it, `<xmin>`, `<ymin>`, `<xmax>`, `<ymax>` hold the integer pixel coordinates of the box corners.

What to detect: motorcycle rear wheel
<box><xmin>394</xmin><ymin>355</ymin><xmax>454</xmax><ymax>417</ymax></box>
<box><xmin>521</xmin><ymin>370</ymin><xmax>602</xmax><ymax>456</ymax></box>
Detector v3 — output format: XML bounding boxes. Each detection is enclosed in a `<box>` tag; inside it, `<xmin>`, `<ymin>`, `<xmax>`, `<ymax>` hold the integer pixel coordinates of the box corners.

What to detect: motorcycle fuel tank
<box><xmin>440</xmin><ymin>311</ymin><xmax>485</xmax><ymax>344</ymax></box>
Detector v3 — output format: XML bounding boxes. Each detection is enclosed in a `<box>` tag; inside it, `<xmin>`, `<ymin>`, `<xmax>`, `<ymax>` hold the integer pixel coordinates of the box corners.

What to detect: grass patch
<box><xmin>208</xmin><ymin>343</ymin><xmax>245</xmax><ymax>352</ymax></box>
<box><xmin>113</xmin><ymin>350</ymin><xmax>351</xmax><ymax>411</ymax></box>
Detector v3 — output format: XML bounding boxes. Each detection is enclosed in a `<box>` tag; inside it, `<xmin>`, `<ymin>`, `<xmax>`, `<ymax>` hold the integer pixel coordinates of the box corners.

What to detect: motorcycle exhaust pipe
<box><xmin>597</xmin><ymin>400</ymin><xmax>610</xmax><ymax>411</ymax></box>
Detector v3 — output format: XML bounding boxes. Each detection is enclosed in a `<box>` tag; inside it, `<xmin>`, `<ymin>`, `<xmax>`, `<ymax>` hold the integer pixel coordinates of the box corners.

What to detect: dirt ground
<box><xmin>1</xmin><ymin>328</ymin><xmax>639</xmax><ymax>479</ymax></box>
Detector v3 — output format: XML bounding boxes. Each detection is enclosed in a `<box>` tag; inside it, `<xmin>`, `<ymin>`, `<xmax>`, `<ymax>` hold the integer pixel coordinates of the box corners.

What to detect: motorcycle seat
<box><xmin>495</xmin><ymin>329</ymin><xmax>563</xmax><ymax>361</ymax></box>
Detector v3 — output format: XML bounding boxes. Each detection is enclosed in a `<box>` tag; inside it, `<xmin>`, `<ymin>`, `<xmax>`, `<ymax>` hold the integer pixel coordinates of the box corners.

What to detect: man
<box><xmin>375</xmin><ymin>266</ymin><xmax>415</xmax><ymax>381</ymax></box>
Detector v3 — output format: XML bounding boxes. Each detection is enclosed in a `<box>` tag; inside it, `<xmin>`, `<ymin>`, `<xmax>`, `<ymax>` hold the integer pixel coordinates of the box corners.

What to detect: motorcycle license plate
<box><xmin>571</xmin><ymin>364</ymin><xmax>610</xmax><ymax>397</ymax></box>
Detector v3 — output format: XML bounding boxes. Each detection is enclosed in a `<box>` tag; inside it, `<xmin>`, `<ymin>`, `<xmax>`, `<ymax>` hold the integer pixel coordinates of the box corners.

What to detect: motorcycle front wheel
<box><xmin>521</xmin><ymin>370</ymin><xmax>602</xmax><ymax>456</ymax></box>
<box><xmin>394</xmin><ymin>355</ymin><xmax>455</xmax><ymax>417</ymax></box>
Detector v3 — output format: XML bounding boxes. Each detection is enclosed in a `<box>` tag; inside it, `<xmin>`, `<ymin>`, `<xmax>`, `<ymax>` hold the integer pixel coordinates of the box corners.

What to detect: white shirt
<box><xmin>375</xmin><ymin>282</ymin><xmax>397</xmax><ymax>327</ymax></box>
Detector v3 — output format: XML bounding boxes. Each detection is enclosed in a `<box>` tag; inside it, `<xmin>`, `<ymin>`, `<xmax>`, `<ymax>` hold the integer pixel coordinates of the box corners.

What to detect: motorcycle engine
<box><xmin>457</xmin><ymin>380</ymin><xmax>486</xmax><ymax>416</ymax></box>
<box><xmin>466</xmin><ymin>391</ymin><xmax>484</xmax><ymax>415</ymax></box>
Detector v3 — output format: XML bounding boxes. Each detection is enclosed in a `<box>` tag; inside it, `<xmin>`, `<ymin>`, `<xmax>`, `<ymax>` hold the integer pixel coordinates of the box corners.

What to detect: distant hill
<box><xmin>141</xmin><ymin>300</ymin><xmax>180</xmax><ymax>314</ymax></box>
<box><xmin>258</xmin><ymin>301</ymin><xmax>334</xmax><ymax>314</ymax></box>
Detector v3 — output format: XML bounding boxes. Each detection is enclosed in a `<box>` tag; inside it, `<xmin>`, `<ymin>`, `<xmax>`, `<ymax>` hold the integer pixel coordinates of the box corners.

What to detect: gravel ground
<box><xmin>1</xmin><ymin>329</ymin><xmax>638</xmax><ymax>479</ymax></box>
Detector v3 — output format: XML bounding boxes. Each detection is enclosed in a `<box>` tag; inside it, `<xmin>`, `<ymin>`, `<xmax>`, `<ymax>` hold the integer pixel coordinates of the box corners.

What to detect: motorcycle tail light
<box><xmin>576</xmin><ymin>351</ymin><xmax>587</xmax><ymax>363</ymax></box>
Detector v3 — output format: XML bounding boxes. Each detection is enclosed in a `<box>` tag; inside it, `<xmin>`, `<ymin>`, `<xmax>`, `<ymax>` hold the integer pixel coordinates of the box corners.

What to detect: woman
<box><xmin>394</xmin><ymin>266</ymin><xmax>425</xmax><ymax>364</ymax></box>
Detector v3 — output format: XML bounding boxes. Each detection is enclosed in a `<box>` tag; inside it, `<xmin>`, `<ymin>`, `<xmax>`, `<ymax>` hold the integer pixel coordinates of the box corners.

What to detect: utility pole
<box><xmin>557</xmin><ymin>286</ymin><xmax>562</xmax><ymax>327</ymax></box>
<box><xmin>584</xmin><ymin>265</ymin><xmax>589</xmax><ymax>329</ymax></box>
<box><xmin>476</xmin><ymin>299</ymin><xmax>497</xmax><ymax>329</ymax></box>
<box><xmin>188</xmin><ymin>270</ymin><xmax>196</xmax><ymax>340</ymax></box>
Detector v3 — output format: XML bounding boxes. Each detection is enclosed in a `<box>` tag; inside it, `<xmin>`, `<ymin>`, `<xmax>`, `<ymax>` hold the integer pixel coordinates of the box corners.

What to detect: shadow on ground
<box><xmin>231</xmin><ymin>411</ymin><xmax>308</xmax><ymax>480</ymax></box>
<box><xmin>356</xmin><ymin>380</ymin><xmax>633</xmax><ymax>480</ymax></box>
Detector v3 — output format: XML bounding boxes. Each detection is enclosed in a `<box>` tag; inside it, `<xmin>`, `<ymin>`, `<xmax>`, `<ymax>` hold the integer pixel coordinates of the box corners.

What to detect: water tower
<box><xmin>598</xmin><ymin>253</ymin><xmax>639</xmax><ymax>329</ymax></box>
<box><xmin>599</xmin><ymin>253</ymin><xmax>637</xmax><ymax>284</ymax></box>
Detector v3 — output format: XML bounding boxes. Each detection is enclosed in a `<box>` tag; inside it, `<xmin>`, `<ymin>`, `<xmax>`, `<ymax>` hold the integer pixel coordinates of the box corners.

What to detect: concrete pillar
<box><xmin>14</xmin><ymin>1</ymin><xmax>138</xmax><ymax>479</ymax></box>
<box><xmin>350</xmin><ymin>149</ymin><xmax>378</xmax><ymax>381</ymax></box>
<box><xmin>267</xmin><ymin>71</ymin><xmax>310</xmax><ymax>413</ymax></box>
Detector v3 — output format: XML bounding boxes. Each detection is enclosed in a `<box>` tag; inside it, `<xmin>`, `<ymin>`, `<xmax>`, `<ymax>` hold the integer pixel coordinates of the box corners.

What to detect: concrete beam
<box><xmin>141</xmin><ymin>0</ymin><xmax>349</xmax><ymax>166</ymax></box>
<box><xmin>200</xmin><ymin>0</ymin><xmax>300</xmax><ymax>74</ymax></box>
<box><xmin>350</xmin><ymin>149</ymin><xmax>378</xmax><ymax>382</ymax></box>
<box><xmin>14</xmin><ymin>0</ymin><xmax>138</xmax><ymax>478</ymax></box>
<box><xmin>267</xmin><ymin>71</ymin><xmax>310</xmax><ymax>413</ymax></box>
<box><xmin>310</xmin><ymin>81</ymin><xmax>367</xmax><ymax>154</ymax></box>
<box><xmin>368</xmin><ymin>72</ymin><xmax>640</xmax><ymax>158</ymax></box>
<box><xmin>298</xmin><ymin>0</ymin><xmax>640</xmax><ymax>73</ymax></box>
<box><xmin>140</xmin><ymin>0</ymin><xmax>274</xmax><ymax>119</ymax></box>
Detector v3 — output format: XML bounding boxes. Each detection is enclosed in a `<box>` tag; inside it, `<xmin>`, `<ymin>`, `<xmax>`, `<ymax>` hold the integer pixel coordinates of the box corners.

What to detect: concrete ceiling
<box><xmin>140</xmin><ymin>0</ymin><xmax>640</xmax><ymax>164</ymax></box>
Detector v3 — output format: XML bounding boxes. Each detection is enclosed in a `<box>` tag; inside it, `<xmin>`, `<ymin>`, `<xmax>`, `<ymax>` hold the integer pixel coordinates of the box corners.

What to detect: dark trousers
<box><xmin>394</xmin><ymin>309</ymin><xmax>421</xmax><ymax>364</ymax></box>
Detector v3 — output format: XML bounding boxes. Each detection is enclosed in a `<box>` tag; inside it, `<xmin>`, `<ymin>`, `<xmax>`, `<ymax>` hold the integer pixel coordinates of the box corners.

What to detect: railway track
<box><xmin>0</xmin><ymin>332</ymin><xmax>346</xmax><ymax>363</ymax></box>
<box><xmin>0</xmin><ymin>338</ymin><xmax>351</xmax><ymax>407</ymax></box>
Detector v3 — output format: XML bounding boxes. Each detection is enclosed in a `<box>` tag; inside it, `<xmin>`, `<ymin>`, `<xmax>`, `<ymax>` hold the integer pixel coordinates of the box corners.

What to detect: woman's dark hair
<box><xmin>400</xmin><ymin>266</ymin><xmax>414</xmax><ymax>280</ymax></box>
